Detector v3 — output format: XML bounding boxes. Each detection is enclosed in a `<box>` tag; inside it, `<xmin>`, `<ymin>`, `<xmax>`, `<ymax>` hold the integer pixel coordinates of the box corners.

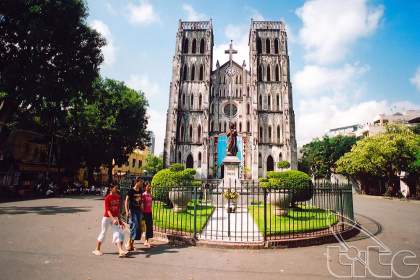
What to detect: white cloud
<box><xmin>126</xmin><ymin>74</ymin><xmax>161</xmax><ymax>101</ymax></box>
<box><xmin>89</xmin><ymin>20</ymin><xmax>116</xmax><ymax>66</ymax></box>
<box><xmin>410</xmin><ymin>67</ymin><xmax>420</xmax><ymax>91</ymax></box>
<box><xmin>294</xmin><ymin>63</ymin><xmax>369</xmax><ymax>96</ymax></box>
<box><xmin>245</xmin><ymin>7</ymin><xmax>265</xmax><ymax>21</ymax></box>
<box><xmin>296</xmin><ymin>0</ymin><xmax>384</xmax><ymax>64</ymax></box>
<box><xmin>213</xmin><ymin>25</ymin><xmax>249</xmax><ymax>68</ymax></box>
<box><xmin>182</xmin><ymin>4</ymin><xmax>208</xmax><ymax>21</ymax></box>
<box><xmin>128</xmin><ymin>1</ymin><xmax>159</xmax><ymax>25</ymax></box>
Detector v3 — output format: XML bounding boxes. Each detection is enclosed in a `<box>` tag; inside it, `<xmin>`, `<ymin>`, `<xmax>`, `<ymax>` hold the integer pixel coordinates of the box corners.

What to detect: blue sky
<box><xmin>86</xmin><ymin>0</ymin><xmax>420</xmax><ymax>155</ymax></box>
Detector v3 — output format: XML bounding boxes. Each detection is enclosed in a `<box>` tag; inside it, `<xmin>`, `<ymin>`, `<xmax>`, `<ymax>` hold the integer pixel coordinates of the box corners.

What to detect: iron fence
<box><xmin>119</xmin><ymin>178</ymin><xmax>355</xmax><ymax>243</ymax></box>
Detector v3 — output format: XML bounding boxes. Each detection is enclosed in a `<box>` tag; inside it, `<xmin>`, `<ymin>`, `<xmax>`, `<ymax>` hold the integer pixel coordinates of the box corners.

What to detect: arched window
<box><xmin>182</xmin><ymin>93</ymin><xmax>185</xmax><ymax>106</ymax></box>
<box><xmin>224</xmin><ymin>122</ymin><xmax>227</xmax><ymax>132</ymax></box>
<box><xmin>197</xmin><ymin>125</ymin><xmax>201</xmax><ymax>141</ymax></box>
<box><xmin>190</xmin><ymin>94</ymin><xmax>194</xmax><ymax>108</ymax></box>
<box><xmin>267</xmin><ymin>65</ymin><xmax>271</xmax><ymax>82</ymax></box>
<box><xmin>182</xmin><ymin>64</ymin><xmax>188</xmax><ymax>81</ymax></box>
<box><xmin>274</xmin><ymin>38</ymin><xmax>279</xmax><ymax>54</ymax></box>
<box><xmin>258</xmin><ymin>153</ymin><xmax>262</xmax><ymax>168</ymax></box>
<box><xmin>199</xmin><ymin>65</ymin><xmax>204</xmax><ymax>80</ymax></box>
<box><xmin>266</xmin><ymin>38</ymin><xmax>270</xmax><ymax>54</ymax></box>
<box><xmin>235</xmin><ymin>89</ymin><xmax>238</xmax><ymax>97</ymax></box>
<box><xmin>198</xmin><ymin>152</ymin><xmax>202</xmax><ymax>167</ymax></box>
<box><xmin>235</xmin><ymin>76</ymin><xmax>238</xmax><ymax>84</ymax></box>
<box><xmin>183</xmin><ymin>38</ymin><xmax>189</xmax><ymax>53</ymax></box>
<box><xmin>247</xmin><ymin>121</ymin><xmax>250</xmax><ymax>132</ymax></box>
<box><xmin>210</xmin><ymin>121</ymin><xmax>213</xmax><ymax>132</ymax></box>
<box><xmin>267</xmin><ymin>155</ymin><xmax>274</xmax><ymax>172</ymax></box>
<box><xmin>180</xmin><ymin>124</ymin><xmax>184</xmax><ymax>141</ymax></box>
<box><xmin>192</xmin><ymin>39</ymin><xmax>196</xmax><ymax>54</ymax></box>
<box><xmin>257</xmin><ymin>37</ymin><xmax>262</xmax><ymax>54</ymax></box>
<box><xmin>276</xmin><ymin>95</ymin><xmax>280</xmax><ymax>109</ymax></box>
<box><xmin>247</xmin><ymin>103</ymin><xmax>250</xmax><ymax>114</ymax></box>
<box><xmin>191</xmin><ymin>64</ymin><xmax>195</xmax><ymax>80</ymax></box>
<box><xmin>277</xmin><ymin>125</ymin><xmax>281</xmax><ymax>143</ymax></box>
<box><xmin>210</xmin><ymin>103</ymin><xmax>213</xmax><ymax>114</ymax></box>
<box><xmin>239</xmin><ymin>122</ymin><xmax>242</xmax><ymax>132</ymax></box>
<box><xmin>186</xmin><ymin>154</ymin><xmax>194</xmax><ymax>168</ymax></box>
<box><xmin>258</xmin><ymin>65</ymin><xmax>263</xmax><ymax>81</ymax></box>
<box><xmin>189</xmin><ymin>125</ymin><xmax>193</xmax><ymax>141</ymax></box>
<box><xmin>275</xmin><ymin>65</ymin><xmax>280</xmax><ymax>81</ymax></box>
<box><xmin>268</xmin><ymin>95</ymin><xmax>271</xmax><ymax>109</ymax></box>
<box><xmin>247</xmin><ymin>86</ymin><xmax>250</xmax><ymax>97</ymax></box>
<box><xmin>268</xmin><ymin>126</ymin><xmax>272</xmax><ymax>141</ymax></box>
<box><xmin>178</xmin><ymin>151</ymin><xmax>182</xmax><ymax>163</ymax></box>
<box><xmin>199</xmin><ymin>94</ymin><xmax>202</xmax><ymax>109</ymax></box>
<box><xmin>200</xmin><ymin>38</ymin><xmax>205</xmax><ymax>54</ymax></box>
<box><xmin>259</xmin><ymin>126</ymin><xmax>263</xmax><ymax>141</ymax></box>
<box><xmin>279</xmin><ymin>152</ymin><xmax>283</xmax><ymax>161</ymax></box>
<box><xmin>259</xmin><ymin>95</ymin><xmax>262</xmax><ymax>109</ymax></box>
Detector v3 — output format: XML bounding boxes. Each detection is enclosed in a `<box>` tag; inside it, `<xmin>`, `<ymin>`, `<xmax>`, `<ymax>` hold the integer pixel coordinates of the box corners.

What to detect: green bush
<box><xmin>151</xmin><ymin>166</ymin><xmax>199</xmax><ymax>203</ymax></box>
<box><xmin>259</xmin><ymin>170</ymin><xmax>313</xmax><ymax>203</ymax></box>
<box><xmin>277</xmin><ymin>160</ymin><xmax>290</xmax><ymax>169</ymax></box>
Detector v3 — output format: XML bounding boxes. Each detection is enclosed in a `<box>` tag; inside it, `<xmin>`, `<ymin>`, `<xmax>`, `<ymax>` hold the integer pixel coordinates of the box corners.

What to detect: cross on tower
<box><xmin>225</xmin><ymin>40</ymin><xmax>237</xmax><ymax>66</ymax></box>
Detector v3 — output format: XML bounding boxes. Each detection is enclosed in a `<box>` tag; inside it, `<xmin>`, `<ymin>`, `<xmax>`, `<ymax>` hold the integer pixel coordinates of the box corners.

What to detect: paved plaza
<box><xmin>0</xmin><ymin>195</ymin><xmax>419</xmax><ymax>280</ymax></box>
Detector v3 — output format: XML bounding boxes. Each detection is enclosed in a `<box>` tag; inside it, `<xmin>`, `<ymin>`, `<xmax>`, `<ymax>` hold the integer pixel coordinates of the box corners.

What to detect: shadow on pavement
<box><xmin>0</xmin><ymin>205</ymin><xmax>91</xmax><ymax>215</ymax></box>
<box><xmin>346</xmin><ymin>213</ymin><xmax>383</xmax><ymax>242</ymax></box>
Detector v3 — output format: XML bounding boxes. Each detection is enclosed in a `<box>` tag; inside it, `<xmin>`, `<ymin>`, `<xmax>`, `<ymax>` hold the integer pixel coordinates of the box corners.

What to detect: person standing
<box><xmin>142</xmin><ymin>183</ymin><xmax>153</xmax><ymax>248</ymax></box>
<box><xmin>125</xmin><ymin>177</ymin><xmax>143</xmax><ymax>251</ymax></box>
<box><xmin>92</xmin><ymin>183</ymin><xmax>127</xmax><ymax>257</ymax></box>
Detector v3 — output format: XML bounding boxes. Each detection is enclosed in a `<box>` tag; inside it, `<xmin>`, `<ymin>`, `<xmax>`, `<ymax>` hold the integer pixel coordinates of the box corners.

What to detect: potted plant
<box><xmin>223</xmin><ymin>189</ymin><xmax>239</xmax><ymax>213</ymax></box>
<box><xmin>151</xmin><ymin>164</ymin><xmax>198</xmax><ymax>212</ymax></box>
<box><xmin>259</xmin><ymin>170</ymin><xmax>312</xmax><ymax>216</ymax></box>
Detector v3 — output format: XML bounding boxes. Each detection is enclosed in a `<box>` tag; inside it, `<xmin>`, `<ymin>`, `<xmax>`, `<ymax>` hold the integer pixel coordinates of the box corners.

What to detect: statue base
<box><xmin>221</xmin><ymin>156</ymin><xmax>241</xmax><ymax>190</ymax></box>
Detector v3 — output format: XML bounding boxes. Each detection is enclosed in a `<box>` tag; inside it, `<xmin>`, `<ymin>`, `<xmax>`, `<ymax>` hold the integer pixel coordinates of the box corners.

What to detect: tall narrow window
<box><xmin>178</xmin><ymin>151</ymin><xmax>181</xmax><ymax>163</ymax></box>
<box><xmin>182</xmin><ymin>65</ymin><xmax>188</xmax><ymax>81</ymax></box>
<box><xmin>199</xmin><ymin>94</ymin><xmax>202</xmax><ymax>109</ymax></box>
<box><xmin>198</xmin><ymin>152</ymin><xmax>202</xmax><ymax>167</ymax></box>
<box><xmin>268</xmin><ymin>95</ymin><xmax>271</xmax><ymax>109</ymax></box>
<box><xmin>189</xmin><ymin>125</ymin><xmax>193</xmax><ymax>141</ymax></box>
<box><xmin>197</xmin><ymin>125</ymin><xmax>201</xmax><ymax>141</ymax></box>
<box><xmin>190</xmin><ymin>94</ymin><xmax>194</xmax><ymax>108</ymax></box>
<box><xmin>183</xmin><ymin>38</ymin><xmax>189</xmax><ymax>53</ymax></box>
<box><xmin>257</xmin><ymin>37</ymin><xmax>262</xmax><ymax>54</ymax></box>
<box><xmin>247</xmin><ymin>103</ymin><xmax>250</xmax><ymax>114</ymax></box>
<box><xmin>200</xmin><ymin>38</ymin><xmax>205</xmax><ymax>54</ymax></box>
<box><xmin>247</xmin><ymin>86</ymin><xmax>250</xmax><ymax>97</ymax></box>
<box><xmin>239</xmin><ymin>122</ymin><xmax>242</xmax><ymax>132</ymax></box>
<box><xmin>199</xmin><ymin>65</ymin><xmax>204</xmax><ymax>80</ymax></box>
<box><xmin>239</xmin><ymin>75</ymin><xmax>242</xmax><ymax>83</ymax></box>
<box><xmin>268</xmin><ymin>126</ymin><xmax>272</xmax><ymax>141</ymax></box>
<box><xmin>259</xmin><ymin>126</ymin><xmax>263</xmax><ymax>141</ymax></box>
<box><xmin>258</xmin><ymin>65</ymin><xmax>263</xmax><ymax>81</ymax></box>
<box><xmin>266</xmin><ymin>38</ymin><xmax>270</xmax><ymax>54</ymax></box>
<box><xmin>258</xmin><ymin>153</ymin><xmax>262</xmax><ymax>168</ymax></box>
<box><xmin>210</xmin><ymin>121</ymin><xmax>213</xmax><ymax>132</ymax></box>
<box><xmin>275</xmin><ymin>65</ymin><xmax>280</xmax><ymax>81</ymax></box>
<box><xmin>247</xmin><ymin>121</ymin><xmax>250</xmax><ymax>132</ymax></box>
<box><xmin>192</xmin><ymin>39</ymin><xmax>196</xmax><ymax>54</ymax></box>
<box><xmin>276</xmin><ymin>95</ymin><xmax>280</xmax><ymax>109</ymax></box>
<box><xmin>279</xmin><ymin>152</ymin><xmax>283</xmax><ymax>161</ymax></box>
<box><xmin>277</xmin><ymin>125</ymin><xmax>281</xmax><ymax>143</ymax></box>
<box><xmin>224</xmin><ymin>122</ymin><xmax>227</xmax><ymax>132</ymax></box>
<box><xmin>259</xmin><ymin>95</ymin><xmax>262</xmax><ymax>109</ymax></box>
<box><xmin>235</xmin><ymin>76</ymin><xmax>238</xmax><ymax>84</ymax></box>
<box><xmin>274</xmin><ymin>38</ymin><xmax>279</xmax><ymax>54</ymax></box>
<box><xmin>180</xmin><ymin>125</ymin><xmax>184</xmax><ymax>141</ymax></box>
<box><xmin>267</xmin><ymin>65</ymin><xmax>271</xmax><ymax>81</ymax></box>
<box><xmin>191</xmin><ymin>64</ymin><xmax>195</xmax><ymax>80</ymax></box>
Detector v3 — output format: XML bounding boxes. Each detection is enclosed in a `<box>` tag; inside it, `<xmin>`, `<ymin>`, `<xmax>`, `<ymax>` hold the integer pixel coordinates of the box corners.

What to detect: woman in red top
<box><xmin>142</xmin><ymin>183</ymin><xmax>153</xmax><ymax>248</ymax></box>
<box><xmin>92</xmin><ymin>183</ymin><xmax>127</xmax><ymax>257</ymax></box>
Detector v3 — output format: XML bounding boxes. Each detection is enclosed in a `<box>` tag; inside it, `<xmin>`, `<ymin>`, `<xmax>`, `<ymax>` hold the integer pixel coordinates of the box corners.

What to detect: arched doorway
<box><xmin>186</xmin><ymin>154</ymin><xmax>194</xmax><ymax>168</ymax></box>
<box><xmin>267</xmin><ymin>155</ymin><xmax>274</xmax><ymax>172</ymax></box>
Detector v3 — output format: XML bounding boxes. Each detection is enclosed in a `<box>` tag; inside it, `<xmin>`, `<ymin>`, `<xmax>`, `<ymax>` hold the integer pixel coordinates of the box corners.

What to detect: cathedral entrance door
<box><xmin>186</xmin><ymin>154</ymin><xmax>194</xmax><ymax>168</ymax></box>
<box><xmin>267</xmin><ymin>155</ymin><xmax>274</xmax><ymax>172</ymax></box>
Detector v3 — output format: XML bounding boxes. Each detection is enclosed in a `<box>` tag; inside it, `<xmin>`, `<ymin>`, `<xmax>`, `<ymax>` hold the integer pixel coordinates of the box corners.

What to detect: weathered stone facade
<box><xmin>164</xmin><ymin>20</ymin><xmax>297</xmax><ymax>179</ymax></box>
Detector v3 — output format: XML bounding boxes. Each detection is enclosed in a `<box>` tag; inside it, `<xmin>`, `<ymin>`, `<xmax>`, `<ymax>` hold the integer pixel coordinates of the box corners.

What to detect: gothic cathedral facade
<box><xmin>163</xmin><ymin>20</ymin><xmax>297</xmax><ymax>179</ymax></box>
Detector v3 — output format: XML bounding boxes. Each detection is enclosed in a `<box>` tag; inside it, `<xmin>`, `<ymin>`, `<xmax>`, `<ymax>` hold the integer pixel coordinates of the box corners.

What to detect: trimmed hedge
<box><xmin>277</xmin><ymin>160</ymin><xmax>290</xmax><ymax>169</ymax></box>
<box><xmin>151</xmin><ymin>164</ymin><xmax>199</xmax><ymax>204</ymax></box>
<box><xmin>259</xmin><ymin>170</ymin><xmax>313</xmax><ymax>203</ymax></box>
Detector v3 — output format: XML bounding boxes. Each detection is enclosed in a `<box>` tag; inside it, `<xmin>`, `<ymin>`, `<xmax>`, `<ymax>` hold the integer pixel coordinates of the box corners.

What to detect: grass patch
<box><xmin>248</xmin><ymin>204</ymin><xmax>338</xmax><ymax>235</ymax></box>
<box><xmin>152</xmin><ymin>200</ymin><xmax>214</xmax><ymax>233</ymax></box>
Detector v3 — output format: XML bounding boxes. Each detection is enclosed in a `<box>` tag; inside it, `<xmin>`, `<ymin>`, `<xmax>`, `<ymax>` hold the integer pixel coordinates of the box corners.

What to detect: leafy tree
<box><xmin>66</xmin><ymin>78</ymin><xmax>150</xmax><ymax>184</ymax></box>
<box><xmin>277</xmin><ymin>160</ymin><xmax>290</xmax><ymax>169</ymax></box>
<box><xmin>301</xmin><ymin>135</ymin><xmax>357</xmax><ymax>179</ymax></box>
<box><xmin>0</xmin><ymin>0</ymin><xmax>105</xmax><ymax>134</ymax></box>
<box><xmin>336</xmin><ymin>125</ymin><xmax>420</xmax><ymax>195</ymax></box>
<box><xmin>143</xmin><ymin>154</ymin><xmax>163</xmax><ymax>176</ymax></box>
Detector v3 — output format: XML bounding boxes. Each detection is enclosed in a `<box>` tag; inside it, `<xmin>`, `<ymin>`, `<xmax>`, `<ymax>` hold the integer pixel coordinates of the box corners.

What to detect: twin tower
<box><xmin>163</xmin><ymin>20</ymin><xmax>297</xmax><ymax>179</ymax></box>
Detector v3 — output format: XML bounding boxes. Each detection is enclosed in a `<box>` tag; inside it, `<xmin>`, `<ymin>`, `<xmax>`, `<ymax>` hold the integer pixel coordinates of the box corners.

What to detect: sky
<box><xmin>86</xmin><ymin>0</ymin><xmax>420</xmax><ymax>155</ymax></box>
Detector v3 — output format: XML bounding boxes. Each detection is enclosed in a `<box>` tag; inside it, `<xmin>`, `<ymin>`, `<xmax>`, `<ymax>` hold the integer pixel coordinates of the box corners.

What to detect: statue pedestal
<box><xmin>221</xmin><ymin>156</ymin><xmax>241</xmax><ymax>190</ymax></box>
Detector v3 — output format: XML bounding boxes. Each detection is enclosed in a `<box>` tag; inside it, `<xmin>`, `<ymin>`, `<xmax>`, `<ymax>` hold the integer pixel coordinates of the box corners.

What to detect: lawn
<box><xmin>248</xmin><ymin>204</ymin><xmax>338</xmax><ymax>235</ymax></box>
<box><xmin>152</xmin><ymin>200</ymin><xmax>214</xmax><ymax>233</ymax></box>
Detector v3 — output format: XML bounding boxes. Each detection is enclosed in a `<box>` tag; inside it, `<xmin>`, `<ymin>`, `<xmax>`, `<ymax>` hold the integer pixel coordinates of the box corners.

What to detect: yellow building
<box><xmin>113</xmin><ymin>148</ymin><xmax>149</xmax><ymax>176</ymax></box>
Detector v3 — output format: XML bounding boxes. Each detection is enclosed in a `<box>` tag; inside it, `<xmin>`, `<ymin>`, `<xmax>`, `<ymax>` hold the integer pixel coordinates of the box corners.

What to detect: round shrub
<box><xmin>259</xmin><ymin>170</ymin><xmax>313</xmax><ymax>203</ymax></box>
<box><xmin>277</xmin><ymin>160</ymin><xmax>290</xmax><ymax>169</ymax></box>
<box><xmin>169</xmin><ymin>163</ymin><xmax>184</xmax><ymax>172</ymax></box>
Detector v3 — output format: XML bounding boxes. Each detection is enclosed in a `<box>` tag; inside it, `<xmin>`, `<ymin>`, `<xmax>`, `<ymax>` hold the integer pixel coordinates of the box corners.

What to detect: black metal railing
<box><xmin>120</xmin><ymin>178</ymin><xmax>355</xmax><ymax>243</ymax></box>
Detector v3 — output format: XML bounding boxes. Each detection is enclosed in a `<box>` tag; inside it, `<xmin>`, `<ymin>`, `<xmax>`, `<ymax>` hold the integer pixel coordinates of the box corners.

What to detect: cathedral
<box><xmin>163</xmin><ymin>19</ymin><xmax>297</xmax><ymax>179</ymax></box>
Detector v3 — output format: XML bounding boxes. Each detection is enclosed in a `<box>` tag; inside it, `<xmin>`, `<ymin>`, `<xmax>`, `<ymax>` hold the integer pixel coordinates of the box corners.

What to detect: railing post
<box><xmin>263</xmin><ymin>188</ymin><xmax>267</xmax><ymax>242</ymax></box>
<box><xmin>193</xmin><ymin>185</ymin><xmax>197</xmax><ymax>239</ymax></box>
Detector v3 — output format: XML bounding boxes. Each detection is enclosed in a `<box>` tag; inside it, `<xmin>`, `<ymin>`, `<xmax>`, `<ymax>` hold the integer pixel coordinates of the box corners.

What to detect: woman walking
<box><xmin>125</xmin><ymin>177</ymin><xmax>143</xmax><ymax>251</ymax></box>
<box><xmin>92</xmin><ymin>183</ymin><xmax>127</xmax><ymax>257</ymax></box>
<box><xmin>142</xmin><ymin>183</ymin><xmax>153</xmax><ymax>248</ymax></box>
